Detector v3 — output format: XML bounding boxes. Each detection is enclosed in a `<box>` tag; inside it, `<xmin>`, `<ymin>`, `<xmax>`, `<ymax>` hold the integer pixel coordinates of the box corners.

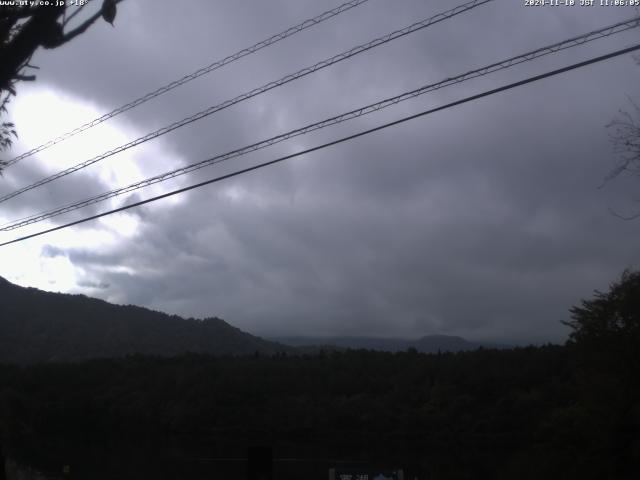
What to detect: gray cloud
<box><xmin>1</xmin><ymin>0</ymin><xmax>639</xmax><ymax>344</ymax></box>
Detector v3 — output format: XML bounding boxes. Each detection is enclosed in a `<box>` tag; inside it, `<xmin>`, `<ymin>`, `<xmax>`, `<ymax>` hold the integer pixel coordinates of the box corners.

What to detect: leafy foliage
<box><xmin>565</xmin><ymin>269</ymin><xmax>640</xmax><ymax>377</ymax></box>
<box><xmin>0</xmin><ymin>1</ymin><xmax>122</xmax><ymax>170</ymax></box>
<box><xmin>562</xmin><ymin>269</ymin><xmax>640</xmax><ymax>478</ymax></box>
<box><xmin>0</xmin><ymin>77</ymin><xmax>17</xmax><ymax>169</ymax></box>
<box><xmin>567</xmin><ymin>269</ymin><xmax>640</xmax><ymax>341</ymax></box>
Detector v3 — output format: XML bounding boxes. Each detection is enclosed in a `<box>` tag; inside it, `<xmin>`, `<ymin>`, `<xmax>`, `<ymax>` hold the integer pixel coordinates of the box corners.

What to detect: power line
<box><xmin>0</xmin><ymin>0</ymin><xmax>493</xmax><ymax>205</ymax></box>
<box><xmin>3</xmin><ymin>0</ymin><xmax>373</xmax><ymax>168</ymax></box>
<box><xmin>2</xmin><ymin>43</ymin><xmax>638</xmax><ymax>248</ymax></box>
<box><xmin>2</xmin><ymin>15</ymin><xmax>637</xmax><ymax>232</ymax></box>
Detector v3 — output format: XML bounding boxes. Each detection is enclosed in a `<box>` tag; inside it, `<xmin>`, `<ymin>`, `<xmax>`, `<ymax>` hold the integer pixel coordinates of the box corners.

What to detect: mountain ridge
<box><xmin>0</xmin><ymin>276</ymin><xmax>289</xmax><ymax>364</ymax></box>
<box><xmin>271</xmin><ymin>334</ymin><xmax>509</xmax><ymax>353</ymax></box>
<box><xmin>0</xmin><ymin>276</ymin><xmax>507</xmax><ymax>363</ymax></box>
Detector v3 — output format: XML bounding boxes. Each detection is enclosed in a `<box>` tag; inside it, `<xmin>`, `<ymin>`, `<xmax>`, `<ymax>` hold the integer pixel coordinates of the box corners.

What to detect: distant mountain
<box><xmin>0</xmin><ymin>276</ymin><xmax>289</xmax><ymax>364</ymax></box>
<box><xmin>272</xmin><ymin>334</ymin><xmax>509</xmax><ymax>353</ymax></box>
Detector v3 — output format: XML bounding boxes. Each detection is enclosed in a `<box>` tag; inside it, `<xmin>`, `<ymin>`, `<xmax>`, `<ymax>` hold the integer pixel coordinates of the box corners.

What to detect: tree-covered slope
<box><xmin>0</xmin><ymin>276</ymin><xmax>288</xmax><ymax>363</ymax></box>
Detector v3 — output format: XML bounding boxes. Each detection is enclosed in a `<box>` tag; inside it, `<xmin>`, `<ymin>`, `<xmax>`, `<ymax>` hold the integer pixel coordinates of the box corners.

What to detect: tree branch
<box><xmin>56</xmin><ymin>0</ymin><xmax>126</xmax><ymax>46</ymax></box>
<box><xmin>608</xmin><ymin>206</ymin><xmax>640</xmax><ymax>221</ymax></box>
<box><xmin>0</xmin><ymin>6</ymin><xmax>64</xmax><ymax>90</ymax></box>
<box><xmin>14</xmin><ymin>74</ymin><xmax>35</xmax><ymax>81</ymax></box>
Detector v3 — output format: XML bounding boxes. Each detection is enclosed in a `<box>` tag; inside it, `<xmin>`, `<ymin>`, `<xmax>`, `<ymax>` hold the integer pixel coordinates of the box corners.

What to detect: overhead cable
<box><xmin>2</xmin><ymin>15</ymin><xmax>638</xmax><ymax>232</ymax></box>
<box><xmin>0</xmin><ymin>0</ymin><xmax>493</xmax><ymax>204</ymax></box>
<box><xmin>3</xmin><ymin>0</ymin><xmax>374</xmax><ymax>167</ymax></box>
<box><xmin>2</xmin><ymin>43</ymin><xmax>638</xmax><ymax>248</ymax></box>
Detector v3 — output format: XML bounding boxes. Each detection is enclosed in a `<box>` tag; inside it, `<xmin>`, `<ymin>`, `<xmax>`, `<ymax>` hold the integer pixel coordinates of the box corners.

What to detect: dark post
<box><xmin>247</xmin><ymin>446</ymin><xmax>273</xmax><ymax>480</ymax></box>
<box><xmin>0</xmin><ymin>441</ymin><xmax>5</xmax><ymax>480</ymax></box>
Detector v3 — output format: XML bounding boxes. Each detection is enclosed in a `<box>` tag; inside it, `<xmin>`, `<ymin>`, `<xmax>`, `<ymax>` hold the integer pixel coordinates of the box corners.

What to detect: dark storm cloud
<box><xmin>3</xmin><ymin>0</ymin><xmax>640</xmax><ymax>343</ymax></box>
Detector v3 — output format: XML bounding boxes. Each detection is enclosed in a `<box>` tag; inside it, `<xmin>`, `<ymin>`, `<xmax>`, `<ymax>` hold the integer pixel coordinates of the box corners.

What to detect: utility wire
<box><xmin>3</xmin><ymin>0</ymin><xmax>373</xmax><ymax>168</ymax></box>
<box><xmin>0</xmin><ymin>0</ymin><xmax>492</xmax><ymax>205</ymax></box>
<box><xmin>2</xmin><ymin>16</ymin><xmax>638</xmax><ymax>232</ymax></box>
<box><xmin>2</xmin><ymin>43</ymin><xmax>638</xmax><ymax>248</ymax></box>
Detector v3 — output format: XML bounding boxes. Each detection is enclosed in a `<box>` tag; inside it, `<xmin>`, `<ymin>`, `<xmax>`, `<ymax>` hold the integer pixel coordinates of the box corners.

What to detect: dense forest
<box><xmin>0</xmin><ymin>271</ymin><xmax>638</xmax><ymax>479</ymax></box>
<box><xmin>0</xmin><ymin>345</ymin><xmax>635</xmax><ymax>479</ymax></box>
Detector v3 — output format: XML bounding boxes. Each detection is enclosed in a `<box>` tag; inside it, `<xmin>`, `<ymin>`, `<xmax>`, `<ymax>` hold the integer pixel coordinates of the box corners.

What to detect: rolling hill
<box><xmin>0</xmin><ymin>276</ymin><xmax>289</xmax><ymax>364</ymax></box>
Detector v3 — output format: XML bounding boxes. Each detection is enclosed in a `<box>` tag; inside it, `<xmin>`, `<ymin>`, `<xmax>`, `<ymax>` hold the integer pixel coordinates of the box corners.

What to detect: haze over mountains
<box><xmin>272</xmin><ymin>335</ymin><xmax>509</xmax><ymax>353</ymax></box>
<box><xmin>0</xmin><ymin>276</ymin><xmax>503</xmax><ymax>364</ymax></box>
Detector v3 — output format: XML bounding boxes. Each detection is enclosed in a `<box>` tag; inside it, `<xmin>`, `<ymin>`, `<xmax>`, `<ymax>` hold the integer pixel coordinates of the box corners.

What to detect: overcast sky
<box><xmin>0</xmin><ymin>0</ymin><xmax>639</xmax><ymax>343</ymax></box>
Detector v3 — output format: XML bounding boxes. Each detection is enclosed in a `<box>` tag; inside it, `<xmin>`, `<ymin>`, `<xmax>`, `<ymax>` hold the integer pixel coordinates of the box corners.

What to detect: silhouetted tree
<box><xmin>606</xmin><ymin>100</ymin><xmax>640</xmax><ymax>216</ymax></box>
<box><xmin>605</xmin><ymin>56</ymin><xmax>640</xmax><ymax>218</ymax></box>
<box><xmin>565</xmin><ymin>269</ymin><xmax>640</xmax><ymax>349</ymax></box>
<box><xmin>563</xmin><ymin>270</ymin><xmax>640</xmax><ymax>476</ymax></box>
<box><xmin>565</xmin><ymin>269</ymin><xmax>640</xmax><ymax>393</ymax></box>
<box><xmin>565</xmin><ymin>269</ymin><xmax>640</xmax><ymax>399</ymax></box>
<box><xmin>0</xmin><ymin>439</ymin><xmax>5</xmax><ymax>480</ymax></box>
<box><xmin>0</xmin><ymin>0</ymin><xmax>123</xmax><ymax>169</ymax></box>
